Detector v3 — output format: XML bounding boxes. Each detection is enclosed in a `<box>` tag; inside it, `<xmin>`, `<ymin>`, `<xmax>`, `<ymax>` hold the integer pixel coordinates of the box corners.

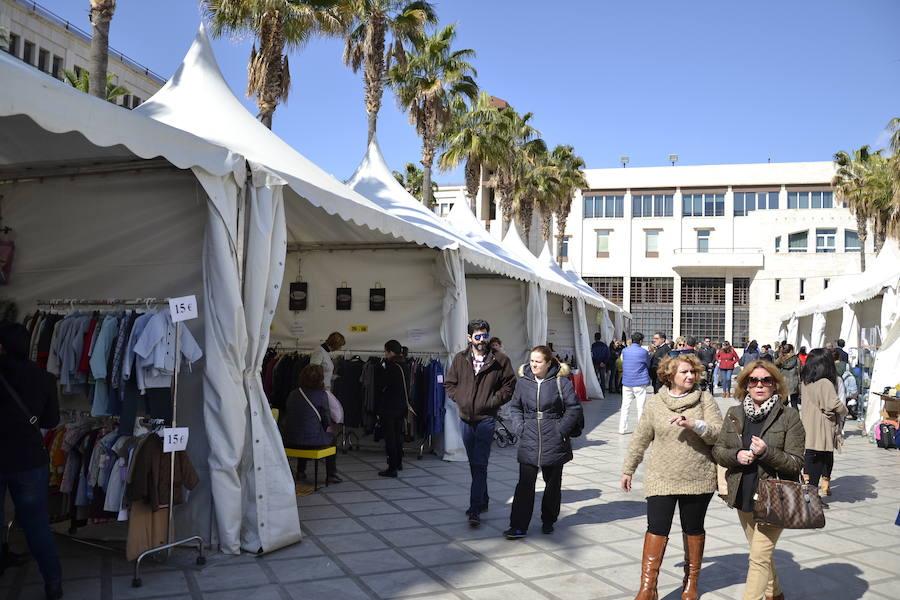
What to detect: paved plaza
<box><xmin>2</xmin><ymin>394</ymin><xmax>898</xmax><ymax>600</ymax></box>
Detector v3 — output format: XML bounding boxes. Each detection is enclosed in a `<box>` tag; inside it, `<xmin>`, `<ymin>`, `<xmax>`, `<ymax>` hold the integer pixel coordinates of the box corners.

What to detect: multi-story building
<box><xmin>436</xmin><ymin>160</ymin><xmax>875</xmax><ymax>346</ymax></box>
<box><xmin>1</xmin><ymin>0</ymin><xmax>164</xmax><ymax>109</ymax></box>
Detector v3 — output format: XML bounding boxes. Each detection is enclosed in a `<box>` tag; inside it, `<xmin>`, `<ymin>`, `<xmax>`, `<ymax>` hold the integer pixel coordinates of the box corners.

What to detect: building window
<box><xmin>132</xmin><ymin>96</ymin><xmax>142</xmax><ymax>108</ymax></box>
<box><xmin>787</xmin><ymin>190</ymin><xmax>833</xmax><ymax>209</ymax></box>
<box><xmin>824</xmin><ymin>278</ymin><xmax>830</xmax><ymax>289</ymax></box>
<box><xmin>632</xmin><ymin>193</ymin><xmax>673</xmax><ymax>217</ymax></box>
<box><xmin>816</xmin><ymin>228</ymin><xmax>836</xmax><ymax>253</ymax></box>
<box><xmin>733</xmin><ymin>278</ymin><xmax>751</xmax><ymax>348</ymax></box>
<box><xmin>845</xmin><ymin>230</ymin><xmax>861</xmax><ymax>252</ymax></box>
<box><xmin>38</xmin><ymin>48</ymin><xmax>49</xmax><ymax>72</ymax></box>
<box><xmin>681</xmin><ymin>278</ymin><xmax>726</xmax><ymax>342</ymax></box>
<box><xmin>774</xmin><ymin>236</ymin><xmax>781</xmax><ymax>253</ymax></box>
<box><xmin>788</xmin><ymin>231</ymin><xmax>808</xmax><ymax>253</ymax></box>
<box><xmin>775</xmin><ymin>279</ymin><xmax>781</xmax><ymax>301</ymax></box>
<box><xmin>583</xmin><ymin>277</ymin><xmax>624</xmax><ymax>307</ymax></box>
<box><xmin>23</xmin><ymin>40</ymin><xmax>35</xmax><ymax>65</ymax></box>
<box><xmin>561</xmin><ymin>236</ymin><xmax>570</xmax><ymax>262</ymax></box>
<box><xmin>696</xmin><ymin>230</ymin><xmax>710</xmax><ymax>253</ymax></box>
<box><xmin>7</xmin><ymin>33</ymin><xmax>20</xmax><ymax>57</ymax></box>
<box><xmin>682</xmin><ymin>193</ymin><xmax>725</xmax><ymax>217</ymax></box>
<box><xmin>596</xmin><ymin>230</ymin><xmax>610</xmax><ymax>258</ymax></box>
<box><xmin>584</xmin><ymin>194</ymin><xmax>624</xmax><ymax>218</ymax></box>
<box><xmin>487</xmin><ymin>187</ymin><xmax>497</xmax><ymax>220</ymax></box>
<box><xmin>630</xmin><ymin>277</ymin><xmax>674</xmax><ymax>337</ymax></box>
<box><xmin>734</xmin><ymin>191</ymin><xmax>779</xmax><ymax>216</ymax></box>
<box><xmin>645</xmin><ymin>230</ymin><xmax>659</xmax><ymax>258</ymax></box>
<box><xmin>52</xmin><ymin>55</ymin><xmax>63</xmax><ymax>79</ymax></box>
<box><xmin>800</xmin><ymin>279</ymin><xmax>806</xmax><ymax>300</ymax></box>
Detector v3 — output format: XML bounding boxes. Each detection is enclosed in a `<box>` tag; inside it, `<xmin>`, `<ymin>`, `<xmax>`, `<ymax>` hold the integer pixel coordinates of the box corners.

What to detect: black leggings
<box><xmin>646</xmin><ymin>493</ymin><xmax>713</xmax><ymax>537</ymax></box>
<box><xmin>509</xmin><ymin>463</ymin><xmax>563</xmax><ymax>531</ymax></box>
<box><xmin>804</xmin><ymin>450</ymin><xmax>834</xmax><ymax>486</ymax></box>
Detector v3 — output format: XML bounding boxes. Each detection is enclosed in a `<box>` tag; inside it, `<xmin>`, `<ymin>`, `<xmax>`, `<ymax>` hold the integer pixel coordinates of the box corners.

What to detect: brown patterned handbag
<box><xmin>752</xmin><ymin>471</ymin><xmax>825</xmax><ymax>529</ymax></box>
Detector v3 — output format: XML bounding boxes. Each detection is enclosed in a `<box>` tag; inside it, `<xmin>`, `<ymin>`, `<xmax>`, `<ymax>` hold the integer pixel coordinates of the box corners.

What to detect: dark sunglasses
<box><xmin>472</xmin><ymin>333</ymin><xmax>490</xmax><ymax>341</ymax></box>
<box><xmin>748</xmin><ymin>376</ymin><xmax>775</xmax><ymax>387</ymax></box>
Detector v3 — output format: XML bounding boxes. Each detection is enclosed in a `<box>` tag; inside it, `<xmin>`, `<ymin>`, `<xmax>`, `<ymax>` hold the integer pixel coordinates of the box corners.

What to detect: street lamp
<box><xmin>620</xmin><ymin>156</ymin><xmax>630</xmax><ymax>168</ymax></box>
<box><xmin>669</xmin><ymin>154</ymin><xmax>679</xmax><ymax>167</ymax></box>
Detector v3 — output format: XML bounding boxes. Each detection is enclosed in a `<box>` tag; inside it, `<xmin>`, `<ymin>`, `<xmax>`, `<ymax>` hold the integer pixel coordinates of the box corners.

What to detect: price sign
<box><xmin>169</xmin><ymin>295</ymin><xmax>198</xmax><ymax>323</ymax></box>
<box><xmin>349</xmin><ymin>325</ymin><xmax>368</xmax><ymax>333</ymax></box>
<box><xmin>162</xmin><ymin>427</ymin><xmax>190</xmax><ymax>453</ymax></box>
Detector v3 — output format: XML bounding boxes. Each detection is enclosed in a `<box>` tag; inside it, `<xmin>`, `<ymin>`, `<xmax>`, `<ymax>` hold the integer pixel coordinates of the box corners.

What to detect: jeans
<box><xmin>720</xmin><ymin>369</ymin><xmax>734</xmax><ymax>392</ymax></box>
<box><xmin>0</xmin><ymin>465</ymin><xmax>62</xmax><ymax>586</ymax></box>
<box><xmin>620</xmin><ymin>385</ymin><xmax>648</xmax><ymax>433</ymax></box>
<box><xmin>509</xmin><ymin>462</ymin><xmax>563</xmax><ymax>531</ymax></box>
<box><xmin>804</xmin><ymin>449</ymin><xmax>833</xmax><ymax>486</ymax></box>
<box><xmin>646</xmin><ymin>493</ymin><xmax>712</xmax><ymax>536</ymax></box>
<box><xmin>460</xmin><ymin>418</ymin><xmax>495</xmax><ymax>515</ymax></box>
<box><xmin>593</xmin><ymin>362</ymin><xmax>607</xmax><ymax>391</ymax></box>
<box><xmin>738</xmin><ymin>509</ymin><xmax>783</xmax><ymax>599</ymax></box>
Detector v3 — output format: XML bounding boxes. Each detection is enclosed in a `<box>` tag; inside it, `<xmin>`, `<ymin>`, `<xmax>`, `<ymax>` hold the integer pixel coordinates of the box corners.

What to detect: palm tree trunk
<box><xmin>857</xmin><ymin>211</ymin><xmax>867</xmax><ymax>271</ymax></box>
<box><xmin>248</xmin><ymin>11</ymin><xmax>287</xmax><ymax>130</ymax></box>
<box><xmin>421</xmin><ymin>136</ymin><xmax>436</xmax><ymax>210</ymax></box>
<box><xmin>464</xmin><ymin>159</ymin><xmax>479</xmax><ymax>211</ymax></box>
<box><xmin>556</xmin><ymin>204</ymin><xmax>571</xmax><ymax>266</ymax></box>
<box><xmin>364</xmin><ymin>15</ymin><xmax>386</xmax><ymax>143</ymax></box>
<box><xmin>89</xmin><ymin>0</ymin><xmax>115</xmax><ymax>100</ymax></box>
<box><xmin>498</xmin><ymin>170</ymin><xmax>514</xmax><ymax>229</ymax></box>
<box><xmin>540</xmin><ymin>206</ymin><xmax>553</xmax><ymax>241</ymax></box>
<box><xmin>519</xmin><ymin>197</ymin><xmax>535</xmax><ymax>240</ymax></box>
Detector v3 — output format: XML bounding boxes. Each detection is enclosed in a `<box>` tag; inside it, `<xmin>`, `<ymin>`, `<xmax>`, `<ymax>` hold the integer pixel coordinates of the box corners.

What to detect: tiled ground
<box><xmin>3</xmin><ymin>393</ymin><xmax>898</xmax><ymax>599</ymax></box>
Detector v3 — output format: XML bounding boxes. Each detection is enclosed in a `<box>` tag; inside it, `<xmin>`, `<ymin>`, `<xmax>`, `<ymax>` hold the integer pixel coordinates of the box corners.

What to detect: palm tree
<box><xmin>865</xmin><ymin>153</ymin><xmax>894</xmax><ymax>251</ymax></box>
<box><xmin>549</xmin><ymin>144</ymin><xmax>587</xmax><ymax>264</ymax></box>
<box><xmin>63</xmin><ymin>69</ymin><xmax>130</xmax><ymax>103</ymax></box>
<box><xmin>203</xmin><ymin>0</ymin><xmax>347</xmax><ymax>129</ymax></box>
<box><xmin>888</xmin><ymin>117</ymin><xmax>900</xmax><ymax>238</ymax></box>
<box><xmin>511</xmin><ymin>141</ymin><xmax>555</xmax><ymax>240</ymax></box>
<box><xmin>88</xmin><ymin>0</ymin><xmax>116</xmax><ymax>100</ymax></box>
<box><xmin>392</xmin><ymin>162</ymin><xmax>433</xmax><ymax>201</ymax></box>
<box><xmin>342</xmin><ymin>0</ymin><xmax>437</xmax><ymax>143</ymax></box>
<box><xmin>389</xmin><ymin>24</ymin><xmax>477</xmax><ymax>209</ymax></box>
<box><xmin>439</xmin><ymin>92</ymin><xmax>506</xmax><ymax>213</ymax></box>
<box><xmin>832</xmin><ymin>146</ymin><xmax>877</xmax><ymax>271</ymax></box>
<box><xmin>494</xmin><ymin>107</ymin><xmax>541</xmax><ymax>228</ymax></box>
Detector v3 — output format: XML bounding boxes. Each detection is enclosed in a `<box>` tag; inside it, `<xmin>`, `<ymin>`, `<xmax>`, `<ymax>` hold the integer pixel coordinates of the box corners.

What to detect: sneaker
<box><xmin>503</xmin><ymin>528</ymin><xmax>526</xmax><ymax>540</ymax></box>
<box><xmin>378</xmin><ymin>469</ymin><xmax>398</xmax><ymax>478</ymax></box>
<box><xmin>467</xmin><ymin>513</ymin><xmax>481</xmax><ymax>528</ymax></box>
<box><xmin>541</xmin><ymin>522</ymin><xmax>554</xmax><ymax>535</ymax></box>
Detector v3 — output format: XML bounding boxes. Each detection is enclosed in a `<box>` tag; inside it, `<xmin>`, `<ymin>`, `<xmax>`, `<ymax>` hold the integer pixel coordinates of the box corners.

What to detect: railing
<box><xmin>672</xmin><ymin>247</ymin><xmax>763</xmax><ymax>255</ymax></box>
<box><xmin>12</xmin><ymin>0</ymin><xmax>166</xmax><ymax>83</ymax></box>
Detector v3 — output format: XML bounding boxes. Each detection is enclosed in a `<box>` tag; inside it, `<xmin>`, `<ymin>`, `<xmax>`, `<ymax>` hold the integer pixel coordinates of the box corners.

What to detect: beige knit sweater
<box><xmin>622</xmin><ymin>388</ymin><xmax>724</xmax><ymax>497</ymax></box>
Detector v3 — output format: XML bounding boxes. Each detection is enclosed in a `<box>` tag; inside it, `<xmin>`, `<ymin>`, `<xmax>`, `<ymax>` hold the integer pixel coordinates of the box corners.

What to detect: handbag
<box><xmin>298</xmin><ymin>388</ymin><xmax>330</xmax><ymax>433</ymax></box>
<box><xmin>0</xmin><ymin>373</ymin><xmax>40</xmax><ymax>431</ymax></box>
<box><xmin>752</xmin><ymin>471</ymin><xmax>825</xmax><ymax>529</ymax></box>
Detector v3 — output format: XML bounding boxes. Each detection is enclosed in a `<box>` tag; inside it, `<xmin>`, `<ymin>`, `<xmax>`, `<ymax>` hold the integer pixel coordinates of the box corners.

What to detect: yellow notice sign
<box><xmin>350</xmin><ymin>325</ymin><xmax>368</xmax><ymax>333</ymax></box>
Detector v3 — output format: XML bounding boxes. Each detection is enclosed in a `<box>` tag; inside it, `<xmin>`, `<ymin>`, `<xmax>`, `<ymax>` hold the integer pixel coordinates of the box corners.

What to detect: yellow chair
<box><xmin>272</xmin><ymin>406</ymin><xmax>336</xmax><ymax>491</ymax></box>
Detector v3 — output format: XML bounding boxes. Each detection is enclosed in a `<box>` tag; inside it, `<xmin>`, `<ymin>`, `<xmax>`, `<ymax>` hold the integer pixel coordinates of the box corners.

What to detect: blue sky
<box><xmin>34</xmin><ymin>0</ymin><xmax>900</xmax><ymax>183</ymax></box>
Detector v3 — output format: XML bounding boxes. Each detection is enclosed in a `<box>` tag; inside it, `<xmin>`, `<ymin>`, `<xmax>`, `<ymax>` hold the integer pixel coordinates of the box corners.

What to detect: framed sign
<box><xmin>336</xmin><ymin>287</ymin><xmax>352</xmax><ymax>311</ymax></box>
<box><xmin>369</xmin><ymin>287</ymin><xmax>386</xmax><ymax>311</ymax></box>
<box><xmin>289</xmin><ymin>281</ymin><xmax>308</xmax><ymax>311</ymax></box>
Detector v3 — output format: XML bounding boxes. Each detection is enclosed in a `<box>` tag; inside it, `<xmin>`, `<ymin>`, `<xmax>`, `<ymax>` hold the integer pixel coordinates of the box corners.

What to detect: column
<box><xmin>673</xmin><ymin>274</ymin><xmax>682</xmax><ymax>338</ymax></box>
<box><xmin>725</xmin><ymin>275</ymin><xmax>734</xmax><ymax>343</ymax></box>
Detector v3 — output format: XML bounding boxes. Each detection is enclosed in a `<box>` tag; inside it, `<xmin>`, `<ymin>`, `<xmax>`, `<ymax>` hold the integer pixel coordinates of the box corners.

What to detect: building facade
<box><xmin>1</xmin><ymin>0</ymin><xmax>164</xmax><ymax>109</ymax></box>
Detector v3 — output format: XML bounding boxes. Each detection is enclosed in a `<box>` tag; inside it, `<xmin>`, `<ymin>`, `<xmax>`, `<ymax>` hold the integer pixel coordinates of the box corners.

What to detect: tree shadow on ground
<box><xmin>558</xmin><ymin>488</ymin><xmax>603</xmax><ymax>504</ymax></box>
<box><xmin>555</xmin><ymin>498</ymin><xmax>647</xmax><ymax>527</ymax></box>
<box><xmin>571</xmin><ymin>438</ymin><xmax>608</xmax><ymax>449</ymax></box>
<box><xmin>827</xmin><ymin>474</ymin><xmax>877</xmax><ymax>504</ymax></box>
<box><xmin>659</xmin><ymin>549</ymin><xmax>869</xmax><ymax>600</ymax></box>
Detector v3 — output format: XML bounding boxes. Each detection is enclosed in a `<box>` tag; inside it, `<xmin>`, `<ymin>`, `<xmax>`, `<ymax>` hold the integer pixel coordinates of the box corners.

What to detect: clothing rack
<box><xmin>270</xmin><ymin>345</ymin><xmax>443</xmax><ymax>359</ymax></box>
<box><xmin>29</xmin><ymin>297</ymin><xmax>205</xmax><ymax>586</ymax></box>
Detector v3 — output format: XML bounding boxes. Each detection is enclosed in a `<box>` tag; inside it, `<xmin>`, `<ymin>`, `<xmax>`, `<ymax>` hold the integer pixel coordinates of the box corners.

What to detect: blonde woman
<box><xmin>621</xmin><ymin>353</ymin><xmax>723</xmax><ymax>600</ymax></box>
<box><xmin>712</xmin><ymin>360</ymin><xmax>805</xmax><ymax>600</ymax></box>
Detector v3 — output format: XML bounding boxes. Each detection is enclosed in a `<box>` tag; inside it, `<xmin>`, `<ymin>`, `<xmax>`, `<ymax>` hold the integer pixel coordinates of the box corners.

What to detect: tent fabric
<box><xmin>810</xmin><ymin>312</ymin><xmax>827</xmax><ymax>349</ymax></box>
<box><xmin>0</xmin><ymin>51</ymin><xmax>242</xmax><ymax>180</ymax></box>
<box><xmin>839</xmin><ymin>304</ymin><xmax>860</xmax><ymax>355</ymax></box>
<box><xmin>437</xmin><ymin>250</ymin><xmax>469</xmax><ymax>462</ymax></box>
<box><xmin>600</xmin><ymin>307</ymin><xmax>616</xmax><ymax>343</ymax></box>
<box><xmin>136</xmin><ymin>26</ymin><xmax>454</xmax><ymax>252</ymax></box>
<box><xmin>447</xmin><ymin>202</ymin><xmax>538</xmax><ymax>282</ymax></box>
<box><xmin>865</xmin><ymin>284</ymin><xmax>900</xmax><ymax>436</ymax></box>
<box><xmin>526</xmin><ymin>282</ymin><xmax>549</xmax><ymax>349</ymax></box>
<box><xmin>502</xmin><ymin>226</ymin><xmax>581</xmax><ymax>300</ymax></box>
<box><xmin>573</xmin><ymin>298</ymin><xmax>603</xmax><ymax>399</ymax></box>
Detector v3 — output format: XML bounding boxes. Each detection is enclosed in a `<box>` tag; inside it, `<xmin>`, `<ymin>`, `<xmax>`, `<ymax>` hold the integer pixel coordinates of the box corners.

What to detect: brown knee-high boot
<box><xmin>681</xmin><ymin>533</ymin><xmax>705</xmax><ymax>600</ymax></box>
<box><xmin>635</xmin><ymin>532</ymin><xmax>668</xmax><ymax>600</ymax></box>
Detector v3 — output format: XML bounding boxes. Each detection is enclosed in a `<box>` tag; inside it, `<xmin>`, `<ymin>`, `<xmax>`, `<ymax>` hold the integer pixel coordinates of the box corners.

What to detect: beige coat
<box><xmin>800</xmin><ymin>379</ymin><xmax>847</xmax><ymax>451</ymax></box>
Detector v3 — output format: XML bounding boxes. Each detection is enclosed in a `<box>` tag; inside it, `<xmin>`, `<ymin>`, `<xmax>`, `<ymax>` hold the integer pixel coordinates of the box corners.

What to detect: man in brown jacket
<box><xmin>444</xmin><ymin>319</ymin><xmax>516</xmax><ymax>527</ymax></box>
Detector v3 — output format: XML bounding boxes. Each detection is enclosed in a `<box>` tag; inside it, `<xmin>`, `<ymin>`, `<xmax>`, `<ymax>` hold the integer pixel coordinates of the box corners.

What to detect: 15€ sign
<box><xmin>169</xmin><ymin>295</ymin><xmax>198</xmax><ymax>323</ymax></box>
<box><xmin>163</xmin><ymin>427</ymin><xmax>190</xmax><ymax>453</ymax></box>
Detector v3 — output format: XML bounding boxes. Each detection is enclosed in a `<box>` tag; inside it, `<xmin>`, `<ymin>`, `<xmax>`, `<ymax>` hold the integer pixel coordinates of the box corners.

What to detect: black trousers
<box><xmin>804</xmin><ymin>449</ymin><xmax>834</xmax><ymax>486</ymax></box>
<box><xmin>509</xmin><ymin>462</ymin><xmax>563</xmax><ymax>531</ymax></box>
<box><xmin>382</xmin><ymin>416</ymin><xmax>405</xmax><ymax>471</ymax></box>
<box><xmin>296</xmin><ymin>447</ymin><xmax>336</xmax><ymax>479</ymax></box>
<box><xmin>789</xmin><ymin>392</ymin><xmax>801</xmax><ymax>409</ymax></box>
<box><xmin>646</xmin><ymin>493</ymin><xmax>713</xmax><ymax>537</ymax></box>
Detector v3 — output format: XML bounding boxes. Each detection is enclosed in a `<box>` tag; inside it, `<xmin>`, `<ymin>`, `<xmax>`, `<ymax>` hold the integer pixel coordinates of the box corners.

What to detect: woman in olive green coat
<box><xmin>712</xmin><ymin>360</ymin><xmax>805</xmax><ymax>600</ymax></box>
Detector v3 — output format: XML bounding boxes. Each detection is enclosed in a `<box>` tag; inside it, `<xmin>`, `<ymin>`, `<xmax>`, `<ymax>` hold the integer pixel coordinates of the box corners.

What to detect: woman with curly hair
<box><xmin>621</xmin><ymin>353</ymin><xmax>723</xmax><ymax>600</ymax></box>
<box><xmin>713</xmin><ymin>360</ymin><xmax>805</xmax><ymax>600</ymax></box>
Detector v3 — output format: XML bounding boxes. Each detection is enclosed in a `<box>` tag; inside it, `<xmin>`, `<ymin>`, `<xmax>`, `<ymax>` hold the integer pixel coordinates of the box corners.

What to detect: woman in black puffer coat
<box><xmin>505</xmin><ymin>346</ymin><xmax>583</xmax><ymax>539</ymax></box>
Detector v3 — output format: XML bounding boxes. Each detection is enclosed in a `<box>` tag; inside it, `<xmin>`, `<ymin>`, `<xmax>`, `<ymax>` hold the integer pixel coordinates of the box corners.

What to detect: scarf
<box><xmin>743</xmin><ymin>394</ymin><xmax>779</xmax><ymax>423</ymax></box>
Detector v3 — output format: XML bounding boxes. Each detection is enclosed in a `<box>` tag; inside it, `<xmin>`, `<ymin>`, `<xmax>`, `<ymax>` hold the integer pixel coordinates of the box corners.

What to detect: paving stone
<box><xmin>462</xmin><ymin>581</ymin><xmax>553</xmax><ymax>600</ymax></box>
<box><xmin>532</xmin><ymin>571</ymin><xmax>625</xmax><ymax>600</ymax></box>
<box><xmin>318</xmin><ymin>532</ymin><xmax>389</xmax><ymax>554</ymax></box>
<box><xmin>193</xmin><ymin>561</ymin><xmax>270</xmax><ymax>592</ymax></box>
<box><xmin>268</xmin><ymin>555</ymin><xmax>345</xmax><ymax>583</ymax></box>
<box><xmin>303</xmin><ymin>517</ymin><xmax>366</xmax><ymax>535</ymax></box>
<box><xmin>494</xmin><ymin>552</ymin><xmax>578</xmax><ymax>579</ymax></box>
<box><xmin>111</xmin><ymin>571</ymin><xmax>191</xmax><ymax>599</ymax></box>
<box><xmin>284</xmin><ymin>577</ymin><xmax>372</xmax><ymax>600</ymax></box>
<box><xmin>403</xmin><ymin>542</ymin><xmax>480</xmax><ymax>567</ymax></box>
<box><xmin>337</xmin><ymin>548</ymin><xmax>416</xmax><ymax>575</ymax></box>
<box><xmin>342</xmin><ymin>500</ymin><xmax>402</xmax><ymax>516</ymax></box>
<box><xmin>378</xmin><ymin>526</ymin><xmax>451</xmax><ymax>547</ymax></box>
<box><xmin>361</xmin><ymin>568</ymin><xmax>447</xmax><ymax>598</ymax></box>
<box><xmin>200</xmin><ymin>583</ymin><xmax>285</xmax><ymax>600</ymax></box>
<box><xmin>360</xmin><ymin>513</ymin><xmax>424</xmax><ymax>530</ymax></box>
<box><xmin>429</xmin><ymin>561</ymin><xmax>514</xmax><ymax>588</ymax></box>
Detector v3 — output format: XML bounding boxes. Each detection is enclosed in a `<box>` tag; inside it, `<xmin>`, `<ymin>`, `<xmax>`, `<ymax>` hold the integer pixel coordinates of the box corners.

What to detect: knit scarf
<box><xmin>743</xmin><ymin>394</ymin><xmax>779</xmax><ymax>422</ymax></box>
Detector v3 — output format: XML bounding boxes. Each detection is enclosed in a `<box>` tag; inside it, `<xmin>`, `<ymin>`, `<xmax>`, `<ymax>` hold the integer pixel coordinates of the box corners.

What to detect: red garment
<box><xmin>798</xmin><ymin>353</ymin><xmax>808</xmax><ymax>366</ymax></box>
<box><xmin>716</xmin><ymin>348</ymin><xmax>740</xmax><ymax>369</ymax></box>
<box><xmin>77</xmin><ymin>318</ymin><xmax>98</xmax><ymax>373</ymax></box>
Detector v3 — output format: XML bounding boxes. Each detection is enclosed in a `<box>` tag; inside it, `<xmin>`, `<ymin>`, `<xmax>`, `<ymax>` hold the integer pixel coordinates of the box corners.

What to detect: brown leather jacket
<box><xmin>444</xmin><ymin>348</ymin><xmax>516</xmax><ymax>422</ymax></box>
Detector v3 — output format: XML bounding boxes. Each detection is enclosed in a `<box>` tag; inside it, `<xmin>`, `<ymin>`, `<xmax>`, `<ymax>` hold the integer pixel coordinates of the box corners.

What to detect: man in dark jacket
<box><xmin>649</xmin><ymin>332</ymin><xmax>671</xmax><ymax>392</ymax></box>
<box><xmin>0</xmin><ymin>323</ymin><xmax>63</xmax><ymax>599</ymax></box>
<box><xmin>697</xmin><ymin>338</ymin><xmax>717</xmax><ymax>390</ymax></box>
<box><xmin>375</xmin><ymin>340</ymin><xmax>411</xmax><ymax>477</ymax></box>
<box><xmin>590</xmin><ymin>333</ymin><xmax>610</xmax><ymax>392</ymax></box>
<box><xmin>444</xmin><ymin>319</ymin><xmax>516</xmax><ymax>527</ymax></box>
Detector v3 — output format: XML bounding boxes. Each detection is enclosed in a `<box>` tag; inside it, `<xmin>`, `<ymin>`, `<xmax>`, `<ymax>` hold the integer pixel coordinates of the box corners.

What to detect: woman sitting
<box><xmin>621</xmin><ymin>353</ymin><xmax>723</xmax><ymax>600</ymax></box>
<box><xmin>712</xmin><ymin>360</ymin><xmax>805</xmax><ymax>600</ymax></box>
<box><xmin>282</xmin><ymin>364</ymin><xmax>341</xmax><ymax>485</ymax></box>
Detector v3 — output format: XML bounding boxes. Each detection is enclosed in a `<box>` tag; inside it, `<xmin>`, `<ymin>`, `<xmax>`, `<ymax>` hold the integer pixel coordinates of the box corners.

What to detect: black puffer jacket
<box><xmin>508</xmin><ymin>362</ymin><xmax>582</xmax><ymax>467</ymax></box>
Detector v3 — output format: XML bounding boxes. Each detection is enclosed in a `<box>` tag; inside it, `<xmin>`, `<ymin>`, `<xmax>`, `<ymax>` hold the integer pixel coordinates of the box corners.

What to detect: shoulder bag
<box><xmin>752</xmin><ymin>463</ymin><xmax>825</xmax><ymax>529</ymax></box>
<box><xmin>298</xmin><ymin>388</ymin><xmax>330</xmax><ymax>433</ymax></box>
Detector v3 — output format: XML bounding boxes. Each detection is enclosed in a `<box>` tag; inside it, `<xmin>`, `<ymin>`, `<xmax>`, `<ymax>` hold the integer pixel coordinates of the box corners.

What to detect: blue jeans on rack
<box><xmin>460</xmin><ymin>417</ymin><xmax>495</xmax><ymax>516</ymax></box>
<box><xmin>0</xmin><ymin>464</ymin><xmax>62</xmax><ymax>586</ymax></box>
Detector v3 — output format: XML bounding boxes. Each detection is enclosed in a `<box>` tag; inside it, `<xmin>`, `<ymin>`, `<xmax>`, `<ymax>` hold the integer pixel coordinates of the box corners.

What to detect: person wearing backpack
<box><xmin>621</xmin><ymin>353</ymin><xmax>723</xmax><ymax>600</ymax></box>
<box><xmin>504</xmin><ymin>346</ymin><xmax>583</xmax><ymax>540</ymax></box>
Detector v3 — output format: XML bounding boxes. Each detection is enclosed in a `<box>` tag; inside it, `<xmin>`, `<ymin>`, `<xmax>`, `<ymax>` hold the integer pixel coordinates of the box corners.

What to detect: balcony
<box><xmin>671</xmin><ymin>247</ymin><xmax>765</xmax><ymax>268</ymax></box>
